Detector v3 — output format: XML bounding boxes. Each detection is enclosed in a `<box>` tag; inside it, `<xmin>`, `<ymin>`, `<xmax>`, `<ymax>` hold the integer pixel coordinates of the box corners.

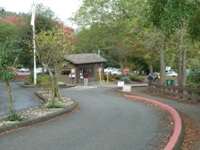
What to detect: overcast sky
<box><xmin>0</xmin><ymin>0</ymin><xmax>82</xmax><ymax>27</ymax></box>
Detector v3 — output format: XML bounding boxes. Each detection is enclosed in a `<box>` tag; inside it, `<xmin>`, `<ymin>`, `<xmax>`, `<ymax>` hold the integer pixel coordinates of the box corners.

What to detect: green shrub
<box><xmin>37</xmin><ymin>74</ymin><xmax>51</xmax><ymax>86</ymax></box>
<box><xmin>46</xmin><ymin>102</ymin><xmax>62</xmax><ymax>108</ymax></box>
<box><xmin>6</xmin><ymin>109</ymin><xmax>22</xmax><ymax>121</ymax></box>
<box><xmin>186</xmin><ymin>72</ymin><xmax>200</xmax><ymax>88</ymax></box>
<box><xmin>37</xmin><ymin>74</ymin><xmax>52</xmax><ymax>91</ymax></box>
<box><xmin>111</xmin><ymin>74</ymin><xmax>122</xmax><ymax>80</ymax></box>
<box><xmin>24</xmin><ymin>75</ymin><xmax>34</xmax><ymax>85</ymax></box>
<box><xmin>120</xmin><ymin>76</ymin><xmax>131</xmax><ymax>84</ymax></box>
<box><xmin>129</xmin><ymin>74</ymin><xmax>144</xmax><ymax>82</ymax></box>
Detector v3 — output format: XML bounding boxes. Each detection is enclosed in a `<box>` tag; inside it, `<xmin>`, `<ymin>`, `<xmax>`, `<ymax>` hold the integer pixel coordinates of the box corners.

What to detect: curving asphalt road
<box><xmin>0</xmin><ymin>82</ymin><xmax>41</xmax><ymax>116</ymax></box>
<box><xmin>0</xmin><ymin>84</ymin><xmax>171</xmax><ymax>150</ymax></box>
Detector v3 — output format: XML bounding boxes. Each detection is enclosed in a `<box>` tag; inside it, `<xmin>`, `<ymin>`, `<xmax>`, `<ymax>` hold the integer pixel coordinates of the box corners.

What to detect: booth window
<box><xmin>61</xmin><ymin>69</ymin><xmax>71</xmax><ymax>75</ymax></box>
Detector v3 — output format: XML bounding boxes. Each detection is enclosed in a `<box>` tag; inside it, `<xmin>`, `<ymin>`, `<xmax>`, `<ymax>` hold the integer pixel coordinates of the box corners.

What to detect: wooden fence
<box><xmin>148</xmin><ymin>82</ymin><xmax>200</xmax><ymax>101</ymax></box>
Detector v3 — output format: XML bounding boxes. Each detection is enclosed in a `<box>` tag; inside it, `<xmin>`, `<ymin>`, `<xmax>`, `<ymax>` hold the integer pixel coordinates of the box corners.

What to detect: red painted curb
<box><xmin>124</xmin><ymin>94</ymin><xmax>182</xmax><ymax>150</ymax></box>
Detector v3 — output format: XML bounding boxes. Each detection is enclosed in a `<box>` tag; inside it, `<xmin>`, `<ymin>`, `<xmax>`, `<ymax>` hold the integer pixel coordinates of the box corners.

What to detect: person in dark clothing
<box><xmin>147</xmin><ymin>74</ymin><xmax>153</xmax><ymax>82</ymax></box>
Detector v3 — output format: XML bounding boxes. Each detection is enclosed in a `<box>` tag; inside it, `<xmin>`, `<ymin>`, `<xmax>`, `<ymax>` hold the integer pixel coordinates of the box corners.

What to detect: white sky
<box><xmin>0</xmin><ymin>0</ymin><xmax>82</xmax><ymax>28</ymax></box>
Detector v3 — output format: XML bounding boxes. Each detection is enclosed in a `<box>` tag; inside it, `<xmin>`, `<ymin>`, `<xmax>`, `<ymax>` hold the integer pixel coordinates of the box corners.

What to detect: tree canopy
<box><xmin>36</xmin><ymin>27</ymin><xmax>75</xmax><ymax>100</ymax></box>
<box><xmin>0</xmin><ymin>38</ymin><xmax>22</xmax><ymax>113</ymax></box>
<box><xmin>70</xmin><ymin>0</ymin><xmax>200</xmax><ymax>86</ymax></box>
<box><xmin>71</xmin><ymin>0</ymin><xmax>149</xmax><ymax>70</ymax></box>
<box><xmin>0</xmin><ymin>20</ymin><xmax>18</xmax><ymax>42</ymax></box>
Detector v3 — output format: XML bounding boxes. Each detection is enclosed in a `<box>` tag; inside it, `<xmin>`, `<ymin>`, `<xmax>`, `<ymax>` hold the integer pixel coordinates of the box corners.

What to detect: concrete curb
<box><xmin>124</xmin><ymin>94</ymin><xmax>184</xmax><ymax>150</ymax></box>
<box><xmin>0</xmin><ymin>101</ymin><xmax>78</xmax><ymax>134</ymax></box>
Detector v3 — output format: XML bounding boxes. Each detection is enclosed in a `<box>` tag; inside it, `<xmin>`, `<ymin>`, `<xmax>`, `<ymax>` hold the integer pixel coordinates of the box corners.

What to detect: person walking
<box><xmin>83</xmin><ymin>71</ymin><xmax>88</xmax><ymax>86</ymax></box>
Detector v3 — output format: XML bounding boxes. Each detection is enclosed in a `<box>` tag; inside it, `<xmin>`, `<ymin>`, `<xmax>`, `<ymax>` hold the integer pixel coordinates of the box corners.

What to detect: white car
<box><xmin>19</xmin><ymin>68</ymin><xmax>30</xmax><ymax>72</ymax></box>
<box><xmin>166</xmin><ymin>70</ymin><xmax>178</xmax><ymax>77</ymax></box>
<box><xmin>111</xmin><ymin>69</ymin><xmax>122</xmax><ymax>75</ymax></box>
<box><xmin>104</xmin><ymin>67</ymin><xmax>116</xmax><ymax>74</ymax></box>
<box><xmin>36</xmin><ymin>67</ymin><xmax>47</xmax><ymax>74</ymax></box>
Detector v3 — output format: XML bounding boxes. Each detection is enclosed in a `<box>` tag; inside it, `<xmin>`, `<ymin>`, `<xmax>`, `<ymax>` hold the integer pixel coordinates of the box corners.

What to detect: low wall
<box><xmin>13</xmin><ymin>75</ymin><xmax>30</xmax><ymax>81</ymax></box>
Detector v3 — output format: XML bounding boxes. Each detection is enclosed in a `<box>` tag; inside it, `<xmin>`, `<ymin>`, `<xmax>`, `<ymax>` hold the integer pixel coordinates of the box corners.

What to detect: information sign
<box><xmin>122</xmin><ymin>85</ymin><xmax>131</xmax><ymax>92</ymax></box>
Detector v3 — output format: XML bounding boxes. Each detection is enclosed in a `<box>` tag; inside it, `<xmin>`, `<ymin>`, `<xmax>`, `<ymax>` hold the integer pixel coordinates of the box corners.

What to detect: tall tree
<box><xmin>71</xmin><ymin>0</ymin><xmax>147</xmax><ymax>70</ymax></box>
<box><xmin>0</xmin><ymin>7</ymin><xmax>5</xmax><ymax>13</ymax></box>
<box><xmin>142</xmin><ymin>27</ymin><xmax>167</xmax><ymax>83</ymax></box>
<box><xmin>147</xmin><ymin>0</ymin><xmax>194</xmax><ymax>86</ymax></box>
<box><xmin>187</xmin><ymin>1</ymin><xmax>200</xmax><ymax>41</ymax></box>
<box><xmin>0</xmin><ymin>39</ymin><xmax>22</xmax><ymax>115</ymax></box>
<box><xmin>36</xmin><ymin>3</ymin><xmax>59</xmax><ymax>21</ymax></box>
<box><xmin>187</xmin><ymin>41</ymin><xmax>200</xmax><ymax>71</ymax></box>
<box><xmin>12</xmin><ymin>3</ymin><xmax>63</xmax><ymax>69</ymax></box>
<box><xmin>0</xmin><ymin>20</ymin><xmax>18</xmax><ymax>42</ymax></box>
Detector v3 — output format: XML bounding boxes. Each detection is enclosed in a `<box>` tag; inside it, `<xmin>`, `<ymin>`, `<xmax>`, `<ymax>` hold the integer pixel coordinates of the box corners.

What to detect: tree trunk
<box><xmin>50</xmin><ymin>73</ymin><xmax>61</xmax><ymax>102</ymax></box>
<box><xmin>149</xmin><ymin>65</ymin><xmax>153</xmax><ymax>74</ymax></box>
<box><xmin>5</xmin><ymin>81</ymin><xmax>14</xmax><ymax>112</ymax></box>
<box><xmin>159</xmin><ymin>41</ymin><xmax>166</xmax><ymax>85</ymax></box>
<box><xmin>52</xmin><ymin>75</ymin><xmax>60</xmax><ymax>100</ymax></box>
<box><xmin>42</xmin><ymin>63</ymin><xmax>61</xmax><ymax>102</ymax></box>
<box><xmin>182</xmin><ymin>48</ymin><xmax>187</xmax><ymax>87</ymax></box>
<box><xmin>119</xmin><ymin>58</ymin><xmax>125</xmax><ymax>74</ymax></box>
<box><xmin>178</xmin><ymin>48</ymin><xmax>183</xmax><ymax>87</ymax></box>
<box><xmin>178</xmin><ymin>30</ymin><xmax>186</xmax><ymax>87</ymax></box>
<box><xmin>50</xmin><ymin>66</ymin><xmax>60</xmax><ymax>101</ymax></box>
<box><xmin>170</xmin><ymin>54</ymin><xmax>175</xmax><ymax>68</ymax></box>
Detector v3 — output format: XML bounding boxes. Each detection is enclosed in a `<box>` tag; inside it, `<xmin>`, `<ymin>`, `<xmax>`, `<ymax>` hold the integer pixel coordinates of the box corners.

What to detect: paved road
<box><xmin>0</xmin><ymin>84</ymin><xmax>171</xmax><ymax>150</ymax></box>
<box><xmin>0</xmin><ymin>82</ymin><xmax>41</xmax><ymax>116</ymax></box>
<box><xmin>132</xmin><ymin>86</ymin><xmax>200</xmax><ymax>150</ymax></box>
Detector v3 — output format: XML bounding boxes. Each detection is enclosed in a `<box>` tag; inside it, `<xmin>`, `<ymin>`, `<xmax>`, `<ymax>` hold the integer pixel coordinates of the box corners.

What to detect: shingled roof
<box><xmin>66</xmin><ymin>53</ymin><xmax>107</xmax><ymax>65</ymax></box>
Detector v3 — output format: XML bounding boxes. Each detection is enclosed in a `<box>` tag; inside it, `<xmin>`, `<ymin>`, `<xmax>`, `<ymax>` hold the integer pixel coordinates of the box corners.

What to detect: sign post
<box><xmin>106</xmin><ymin>72</ymin><xmax>109</xmax><ymax>84</ymax></box>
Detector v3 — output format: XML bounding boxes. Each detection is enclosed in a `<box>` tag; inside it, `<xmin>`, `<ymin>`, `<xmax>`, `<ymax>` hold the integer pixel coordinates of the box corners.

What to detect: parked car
<box><xmin>19</xmin><ymin>68</ymin><xmax>30</xmax><ymax>72</ymax></box>
<box><xmin>104</xmin><ymin>67</ymin><xmax>116</xmax><ymax>74</ymax></box>
<box><xmin>36</xmin><ymin>67</ymin><xmax>42</xmax><ymax>74</ymax></box>
<box><xmin>36</xmin><ymin>67</ymin><xmax>47</xmax><ymax>74</ymax></box>
<box><xmin>166</xmin><ymin>70</ymin><xmax>178</xmax><ymax>77</ymax></box>
<box><xmin>111</xmin><ymin>69</ymin><xmax>122</xmax><ymax>75</ymax></box>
